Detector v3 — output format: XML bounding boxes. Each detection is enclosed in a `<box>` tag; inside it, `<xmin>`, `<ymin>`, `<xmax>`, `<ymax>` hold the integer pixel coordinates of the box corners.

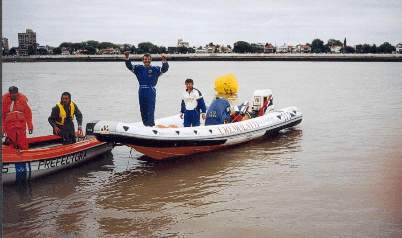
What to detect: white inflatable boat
<box><xmin>93</xmin><ymin>90</ymin><xmax>302</xmax><ymax>160</ymax></box>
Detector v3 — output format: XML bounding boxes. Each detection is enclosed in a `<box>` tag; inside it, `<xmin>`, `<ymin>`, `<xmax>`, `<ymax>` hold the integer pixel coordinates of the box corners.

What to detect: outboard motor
<box><xmin>252</xmin><ymin>89</ymin><xmax>274</xmax><ymax>116</ymax></box>
<box><xmin>85</xmin><ymin>120</ymin><xmax>100</xmax><ymax>136</ymax></box>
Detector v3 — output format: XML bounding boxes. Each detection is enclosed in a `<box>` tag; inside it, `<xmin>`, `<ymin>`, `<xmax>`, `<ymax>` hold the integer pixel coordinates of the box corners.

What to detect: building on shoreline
<box><xmin>2</xmin><ymin>37</ymin><xmax>9</xmax><ymax>54</ymax></box>
<box><xmin>396</xmin><ymin>43</ymin><xmax>402</xmax><ymax>54</ymax></box>
<box><xmin>277</xmin><ymin>44</ymin><xmax>289</xmax><ymax>53</ymax></box>
<box><xmin>295</xmin><ymin>44</ymin><xmax>311</xmax><ymax>53</ymax></box>
<box><xmin>195</xmin><ymin>47</ymin><xmax>208</xmax><ymax>54</ymax></box>
<box><xmin>264</xmin><ymin>43</ymin><xmax>275</xmax><ymax>53</ymax></box>
<box><xmin>177</xmin><ymin>38</ymin><xmax>190</xmax><ymax>48</ymax></box>
<box><xmin>330</xmin><ymin>45</ymin><xmax>343</xmax><ymax>53</ymax></box>
<box><xmin>97</xmin><ymin>47</ymin><xmax>120</xmax><ymax>55</ymax></box>
<box><xmin>61</xmin><ymin>47</ymin><xmax>70</xmax><ymax>55</ymax></box>
<box><xmin>167</xmin><ymin>38</ymin><xmax>194</xmax><ymax>54</ymax></box>
<box><xmin>18</xmin><ymin>29</ymin><xmax>37</xmax><ymax>56</ymax></box>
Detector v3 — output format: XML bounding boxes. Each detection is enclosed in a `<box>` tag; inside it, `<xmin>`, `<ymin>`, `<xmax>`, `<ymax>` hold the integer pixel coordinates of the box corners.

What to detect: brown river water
<box><xmin>2</xmin><ymin>61</ymin><xmax>402</xmax><ymax>237</ymax></box>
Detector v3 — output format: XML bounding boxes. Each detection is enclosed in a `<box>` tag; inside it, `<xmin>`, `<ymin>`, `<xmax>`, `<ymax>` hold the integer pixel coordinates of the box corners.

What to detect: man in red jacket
<box><xmin>2</xmin><ymin>86</ymin><xmax>33</xmax><ymax>149</ymax></box>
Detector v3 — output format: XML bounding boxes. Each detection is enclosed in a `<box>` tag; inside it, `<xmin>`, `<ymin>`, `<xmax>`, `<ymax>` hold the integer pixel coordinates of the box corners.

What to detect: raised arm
<box><xmin>124</xmin><ymin>51</ymin><xmax>138</xmax><ymax>73</ymax></box>
<box><xmin>125</xmin><ymin>59</ymin><xmax>133</xmax><ymax>71</ymax></box>
<box><xmin>125</xmin><ymin>51</ymin><xmax>134</xmax><ymax>70</ymax></box>
<box><xmin>161</xmin><ymin>62</ymin><xmax>169</xmax><ymax>74</ymax></box>
<box><xmin>161</xmin><ymin>54</ymin><xmax>169</xmax><ymax>73</ymax></box>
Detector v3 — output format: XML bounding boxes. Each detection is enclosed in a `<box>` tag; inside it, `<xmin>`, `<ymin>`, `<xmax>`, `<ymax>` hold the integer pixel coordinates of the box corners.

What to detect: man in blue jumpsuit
<box><xmin>125</xmin><ymin>52</ymin><xmax>169</xmax><ymax>126</ymax></box>
<box><xmin>205</xmin><ymin>97</ymin><xmax>231</xmax><ymax>126</ymax></box>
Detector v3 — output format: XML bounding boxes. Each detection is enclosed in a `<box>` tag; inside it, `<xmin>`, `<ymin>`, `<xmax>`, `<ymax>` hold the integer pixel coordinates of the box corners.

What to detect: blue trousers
<box><xmin>139</xmin><ymin>87</ymin><xmax>156</xmax><ymax>127</ymax></box>
<box><xmin>184</xmin><ymin>110</ymin><xmax>200</xmax><ymax>127</ymax></box>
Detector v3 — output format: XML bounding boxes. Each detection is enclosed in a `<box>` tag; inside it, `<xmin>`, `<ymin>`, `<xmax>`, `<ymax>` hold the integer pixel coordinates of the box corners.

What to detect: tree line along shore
<box><xmin>3</xmin><ymin>38</ymin><xmax>402</xmax><ymax>57</ymax></box>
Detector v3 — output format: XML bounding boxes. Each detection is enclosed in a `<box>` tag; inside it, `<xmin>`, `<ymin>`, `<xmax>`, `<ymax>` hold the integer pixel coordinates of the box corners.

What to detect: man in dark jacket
<box><xmin>205</xmin><ymin>97</ymin><xmax>231</xmax><ymax>126</ymax></box>
<box><xmin>125</xmin><ymin>52</ymin><xmax>169</xmax><ymax>127</ymax></box>
<box><xmin>48</xmin><ymin>92</ymin><xmax>83</xmax><ymax>144</ymax></box>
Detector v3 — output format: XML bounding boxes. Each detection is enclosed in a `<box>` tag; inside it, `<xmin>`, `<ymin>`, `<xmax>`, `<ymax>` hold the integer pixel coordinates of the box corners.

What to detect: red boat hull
<box><xmin>2</xmin><ymin>135</ymin><xmax>113</xmax><ymax>183</ymax></box>
<box><xmin>130</xmin><ymin>144</ymin><xmax>224</xmax><ymax>160</ymax></box>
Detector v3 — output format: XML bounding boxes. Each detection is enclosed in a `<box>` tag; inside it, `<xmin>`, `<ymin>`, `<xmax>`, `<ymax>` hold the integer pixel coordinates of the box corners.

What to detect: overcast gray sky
<box><xmin>3</xmin><ymin>0</ymin><xmax>402</xmax><ymax>48</ymax></box>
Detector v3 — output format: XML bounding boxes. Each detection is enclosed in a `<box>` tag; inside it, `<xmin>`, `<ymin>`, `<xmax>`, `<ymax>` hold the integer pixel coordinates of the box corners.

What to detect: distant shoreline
<box><xmin>2</xmin><ymin>53</ymin><xmax>402</xmax><ymax>62</ymax></box>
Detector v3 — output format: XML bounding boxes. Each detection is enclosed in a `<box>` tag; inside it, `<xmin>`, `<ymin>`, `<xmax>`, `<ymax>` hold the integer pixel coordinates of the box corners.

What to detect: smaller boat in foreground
<box><xmin>93</xmin><ymin>89</ymin><xmax>302</xmax><ymax>160</ymax></box>
<box><xmin>2</xmin><ymin>123</ymin><xmax>114</xmax><ymax>184</ymax></box>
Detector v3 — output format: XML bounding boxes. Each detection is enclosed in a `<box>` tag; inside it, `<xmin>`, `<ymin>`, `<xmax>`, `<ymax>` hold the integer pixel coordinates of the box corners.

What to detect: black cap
<box><xmin>9</xmin><ymin>86</ymin><xmax>18</xmax><ymax>94</ymax></box>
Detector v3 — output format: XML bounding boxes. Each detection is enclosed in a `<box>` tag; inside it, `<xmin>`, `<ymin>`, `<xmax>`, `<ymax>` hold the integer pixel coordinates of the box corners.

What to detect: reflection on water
<box><xmin>3</xmin><ymin>129</ymin><xmax>303</xmax><ymax>237</ymax></box>
<box><xmin>3</xmin><ymin>152</ymin><xmax>114</xmax><ymax>237</ymax></box>
<box><xmin>84</xmin><ymin>129</ymin><xmax>303</xmax><ymax>237</ymax></box>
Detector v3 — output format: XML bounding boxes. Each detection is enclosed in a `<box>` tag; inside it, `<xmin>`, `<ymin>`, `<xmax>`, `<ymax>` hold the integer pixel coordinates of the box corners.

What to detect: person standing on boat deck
<box><xmin>2</xmin><ymin>86</ymin><xmax>33</xmax><ymax>149</ymax></box>
<box><xmin>205</xmin><ymin>97</ymin><xmax>231</xmax><ymax>126</ymax></box>
<box><xmin>48</xmin><ymin>92</ymin><xmax>83</xmax><ymax>144</ymax></box>
<box><xmin>124</xmin><ymin>52</ymin><xmax>169</xmax><ymax>127</ymax></box>
<box><xmin>180</xmin><ymin>78</ymin><xmax>207</xmax><ymax>127</ymax></box>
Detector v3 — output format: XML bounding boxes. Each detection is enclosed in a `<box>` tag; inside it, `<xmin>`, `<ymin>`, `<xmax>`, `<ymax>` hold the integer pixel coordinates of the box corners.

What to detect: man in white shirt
<box><xmin>180</xmin><ymin>79</ymin><xmax>207</xmax><ymax>127</ymax></box>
